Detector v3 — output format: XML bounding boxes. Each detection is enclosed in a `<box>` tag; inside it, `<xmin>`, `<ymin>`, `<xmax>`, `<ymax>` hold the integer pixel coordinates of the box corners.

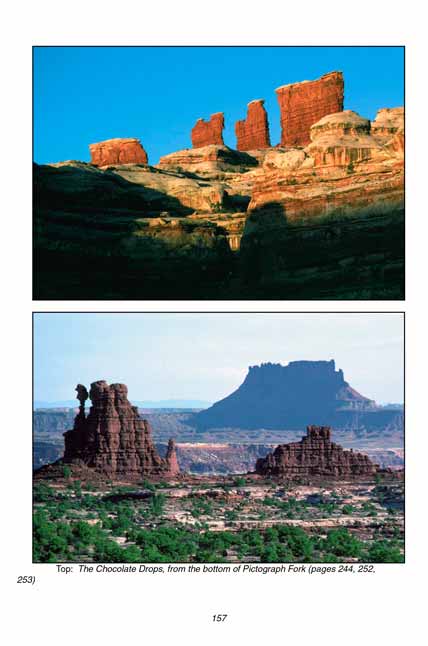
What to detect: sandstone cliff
<box><xmin>275</xmin><ymin>71</ymin><xmax>344</xmax><ymax>146</ymax></box>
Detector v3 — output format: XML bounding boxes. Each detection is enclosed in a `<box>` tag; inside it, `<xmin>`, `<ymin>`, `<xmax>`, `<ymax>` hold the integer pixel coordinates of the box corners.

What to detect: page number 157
<box><xmin>213</xmin><ymin>614</ymin><xmax>228</xmax><ymax>622</ymax></box>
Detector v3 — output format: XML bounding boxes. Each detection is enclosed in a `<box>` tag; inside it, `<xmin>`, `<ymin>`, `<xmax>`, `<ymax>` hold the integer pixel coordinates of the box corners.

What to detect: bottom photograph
<box><xmin>33</xmin><ymin>312</ymin><xmax>404</xmax><ymax>564</ymax></box>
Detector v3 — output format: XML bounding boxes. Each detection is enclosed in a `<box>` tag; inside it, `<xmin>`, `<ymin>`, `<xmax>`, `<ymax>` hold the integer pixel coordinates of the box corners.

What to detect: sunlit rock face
<box><xmin>371</xmin><ymin>107</ymin><xmax>404</xmax><ymax>140</ymax></box>
<box><xmin>157</xmin><ymin>144</ymin><xmax>258</xmax><ymax>176</ymax></box>
<box><xmin>371</xmin><ymin>107</ymin><xmax>404</xmax><ymax>157</ymax></box>
<box><xmin>191</xmin><ymin>113</ymin><xmax>225</xmax><ymax>148</ymax></box>
<box><xmin>235</xmin><ymin>100</ymin><xmax>271</xmax><ymax>151</ymax></box>
<box><xmin>275</xmin><ymin>71</ymin><xmax>344</xmax><ymax>147</ymax></box>
<box><xmin>306</xmin><ymin>110</ymin><xmax>387</xmax><ymax>167</ymax></box>
<box><xmin>247</xmin><ymin>108</ymin><xmax>404</xmax><ymax>221</ymax></box>
<box><xmin>89</xmin><ymin>138</ymin><xmax>148</xmax><ymax>166</ymax></box>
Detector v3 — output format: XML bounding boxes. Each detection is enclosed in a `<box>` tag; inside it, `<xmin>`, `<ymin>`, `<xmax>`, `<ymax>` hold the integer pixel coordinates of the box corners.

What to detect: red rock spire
<box><xmin>235</xmin><ymin>99</ymin><xmax>271</xmax><ymax>151</ymax></box>
<box><xmin>63</xmin><ymin>381</ymin><xmax>179</xmax><ymax>480</ymax></box>
<box><xmin>191</xmin><ymin>113</ymin><xmax>225</xmax><ymax>148</ymax></box>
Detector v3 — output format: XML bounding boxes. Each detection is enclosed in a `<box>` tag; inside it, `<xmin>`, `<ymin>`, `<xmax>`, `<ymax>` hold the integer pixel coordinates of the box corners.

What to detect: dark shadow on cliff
<box><xmin>34</xmin><ymin>163</ymin><xmax>195</xmax><ymax>216</ymax></box>
<box><xmin>34</xmin><ymin>164</ymin><xmax>404</xmax><ymax>300</ymax></box>
<box><xmin>34</xmin><ymin>163</ymin><xmax>236</xmax><ymax>299</ymax></box>
<box><xmin>238</xmin><ymin>201</ymin><xmax>405</xmax><ymax>300</ymax></box>
<box><xmin>239</xmin><ymin>202</ymin><xmax>289</xmax><ymax>286</ymax></box>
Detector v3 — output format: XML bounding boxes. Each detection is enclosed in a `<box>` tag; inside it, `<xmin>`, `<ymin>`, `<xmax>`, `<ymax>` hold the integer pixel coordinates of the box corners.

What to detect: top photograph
<box><xmin>33</xmin><ymin>46</ymin><xmax>404</xmax><ymax>300</ymax></box>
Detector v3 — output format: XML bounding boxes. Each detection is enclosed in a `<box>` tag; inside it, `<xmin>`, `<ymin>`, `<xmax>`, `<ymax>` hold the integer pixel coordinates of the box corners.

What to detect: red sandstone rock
<box><xmin>276</xmin><ymin>71</ymin><xmax>344</xmax><ymax>147</ymax></box>
<box><xmin>63</xmin><ymin>381</ymin><xmax>178</xmax><ymax>480</ymax></box>
<box><xmin>89</xmin><ymin>138</ymin><xmax>148</xmax><ymax>166</ymax></box>
<box><xmin>248</xmin><ymin>108</ymin><xmax>404</xmax><ymax>221</ymax></box>
<box><xmin>191</xmin><ymin>113</ymin><xmax>225</xmax><ymax>148</ymax></box>
<box><xmin>255</xmin><ymin>426</ymin><xmax>378</xmax><ymax>479</ymax></box>
<box><xmin>235</xmin><ymin>100</ymin><xmax>271</xmax><ymax>151</ymax></box>
<box><xmin>165</xmin><ymin>439</ymin><xmax>180</xmax><ymax>476</ymax></box>
<box><xmin>248</xmin><ymin>161</ymin><xmax>404</xmax><ymax>222</ymax></box>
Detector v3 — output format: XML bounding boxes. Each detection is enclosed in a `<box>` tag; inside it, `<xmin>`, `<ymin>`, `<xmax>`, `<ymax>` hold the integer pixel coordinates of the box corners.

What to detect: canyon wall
<box><xmin>276</xmin><ymin>71</ymin><xmax>344</xmax><ymax>146</ymax></box>
<box><xmin>235</xmin><ymin>100</ymin><xmax>271</xmax><ymax>151</ymax></box>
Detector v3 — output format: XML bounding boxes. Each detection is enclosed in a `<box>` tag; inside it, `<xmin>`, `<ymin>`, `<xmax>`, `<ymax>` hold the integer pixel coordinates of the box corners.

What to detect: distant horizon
<box><xmin>33</xmin><ymin>398</ymin><xmax>214</xmax><ymax>410</ymax></box>
<box><xmin>33</xmin><ymin>399</ymin><xmax>404</xmax><ymax>410</ymax></box>
<box><xmin>34</xmin><ymin>314</ymin><xmax>404</xmax><ymax>404</ymax></box>
<box><xmin>33</xmin><ymin>46</ymin><xmax>404</xmax><ymax>165</ymax></box>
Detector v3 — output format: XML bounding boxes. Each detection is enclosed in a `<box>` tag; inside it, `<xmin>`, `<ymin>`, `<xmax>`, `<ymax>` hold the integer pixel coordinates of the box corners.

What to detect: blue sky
<box><xmin>34</xmin><ymin>313</ymin><xmax>404</xmax><ymax>404</ymax></box>
<box><xmin>33</xmin><ymin>46</ymin><xmax>404</xmax><ymax>165</ymax></box>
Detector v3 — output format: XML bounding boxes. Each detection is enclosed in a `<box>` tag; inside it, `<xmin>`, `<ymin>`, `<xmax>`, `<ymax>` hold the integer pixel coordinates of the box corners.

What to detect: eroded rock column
<box><xmin>235</xmin><ymin>99</ymin><xmax>271</xmax><ymax>151</ymax></box>
<box><xmin>191</xmin><ymin>113</ymin><xmax>225</xmax><ymax>148</ymax></box>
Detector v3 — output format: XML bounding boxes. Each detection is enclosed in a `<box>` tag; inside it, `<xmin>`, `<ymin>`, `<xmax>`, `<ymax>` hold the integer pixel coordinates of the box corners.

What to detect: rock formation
<box><xmin>246</xmin><ymin>107</ymin><xmax>404</xmax><ymax>222</ymax></box>
<box><xmin>107</xmin><ymin>162</ymin><xmax>227</xmax><ymax>212</ymax></box>
<box><xmin>371</xmin><ymin>107</ymin><xmax>404</xmax><ymax>156</ymax></box>
<box><xmin>306</xmin><ymin>110</ymin><xmax>386</xmax><ymax>167</ymax></box>
<box><xmin>371</xmin><ymin>107</ymin><xmax>404</xmax><ymax>140</ymax></box>
<box><xmin>194</xmin><ymin>360</ymin><xmax>378</xmax><ymax>431</ymax></box>
<box><xmin>158</xmin><ymin>144</ymin><xmax>258</xmax><ymax>176</ymax></box>
<box><xmin>165</xmin><ymin>439</ymin><xmax>180</xmax><ymax>476</ymax></box>
<box><xmin>276</xmin><ymin>71</ymin><xmax>344</xmax><ymax>146</ymax></box>
<box><xmin>34</xmin><ymin>63</ymin><xmax>404</xmax><ymax>301</ymax></box>
<box><xmin>191</xmin><ymin>113</ymin><xmax>225</xmax><ymax>148</ymax></box>
<box><xmin>255</xmin><ymin>426</ymin><xmax>378</xmax><ymax>478</ymax></box>
<box><xmin>89</xmin><ymin>138</ymin><xmax>148</xmax><ymax>166</ymax></box>
<box><xmin>235</xmin><ymin>100</ymin><xmax>271</xmax><ymax>151</ymax></box>
<box><xmin>63</xmin><ymin>381</ymin><xmax>179</xmax><ymax>479</ymax></box>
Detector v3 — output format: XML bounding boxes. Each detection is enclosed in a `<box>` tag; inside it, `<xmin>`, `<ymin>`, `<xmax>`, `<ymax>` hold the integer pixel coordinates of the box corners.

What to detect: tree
<box><xmin>323</xmin><ymin>528</ymin><xmax>363</xmax><ymax>558</ymax></box>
